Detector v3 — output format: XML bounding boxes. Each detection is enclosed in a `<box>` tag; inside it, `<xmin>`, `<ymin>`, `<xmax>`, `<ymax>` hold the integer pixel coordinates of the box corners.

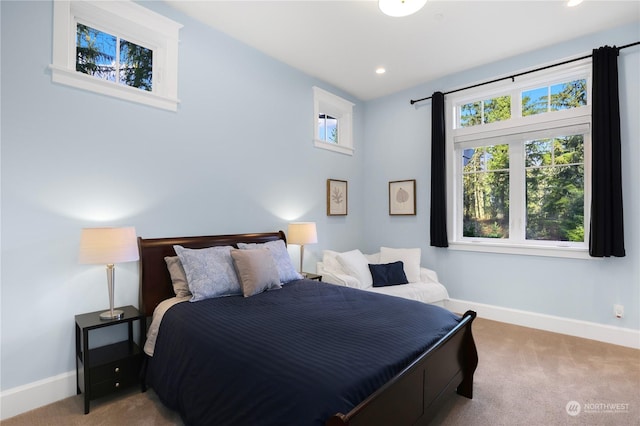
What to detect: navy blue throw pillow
<box><xmin>369</xmin><ymin>261</ymin><xmax>409</xmax><ymax>287</ymax></box>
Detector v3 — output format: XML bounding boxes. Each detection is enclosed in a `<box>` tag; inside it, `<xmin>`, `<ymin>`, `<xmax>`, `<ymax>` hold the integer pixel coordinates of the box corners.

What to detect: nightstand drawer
<box><xmin>90</xmin><ymin>374</ymin><xmax>139</xmax><ymax>399</ymax></box>
<box><xmin>90</xmin><ymin>355</ymin><xmax>142</xmax><ymax>383</ymax></box>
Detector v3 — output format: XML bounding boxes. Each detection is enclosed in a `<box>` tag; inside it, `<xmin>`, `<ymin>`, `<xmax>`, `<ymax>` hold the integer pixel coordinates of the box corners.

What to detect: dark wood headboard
<box><xmin>137</xmin><ymin>230</ymin><xmax>287</xmax><ymax>316</ymax></box>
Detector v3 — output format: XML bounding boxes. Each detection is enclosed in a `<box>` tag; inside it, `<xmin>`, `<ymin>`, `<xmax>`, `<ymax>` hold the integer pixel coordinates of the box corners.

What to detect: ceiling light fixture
<box><xmin>379</xmin><ymin>0</ymin><xmax>427</xmax><ymax>17</ymax></box>
<box><xmin>567</xmin><ymin>0</ymin><xmax>584</xmax><ymax>6</ymax></box>
<box><xmin>376</xmin><ymin>67</ymin><xmax>386</xmax><ymax>75</ymax></box>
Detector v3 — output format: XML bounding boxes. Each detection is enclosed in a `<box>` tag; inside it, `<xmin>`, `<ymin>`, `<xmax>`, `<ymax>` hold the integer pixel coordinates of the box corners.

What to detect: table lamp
<box><xmin>79</xmin><ymin>227</ymin><xmax>139</xmax><ymax>320</ymax></box>
<box><xmin>288</xmin><ymin>222</ymin><xmax>318</xmax><ymax>274</ymax></box>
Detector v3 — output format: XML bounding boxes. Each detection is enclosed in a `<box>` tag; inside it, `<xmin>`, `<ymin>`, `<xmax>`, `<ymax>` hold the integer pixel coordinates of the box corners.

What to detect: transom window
<box><xmin>51</xmin><ymin>0</ymin><xmax>182</xmax><ymax>111</ymax></box>
<box><xmin>447</xmin><ymin>62</ymin><xmax>592</xmax><ymax>258</ymax></box>
<box><xmin>313</xmin><ymin>87</ymin><xmax>354</xmax><ymax>155</ymax></box>
<box><xmin>460</xmin><ymin>95</ymin><xmax>511</xmax><ymax>126</ymax></box>
<box><xmin>522</xmin><ymin>79</ymin><xmax>587</xmax><ymax>116</ymax></box>
<box><xmin>76</xmin><ymin>23</ymin><xmax>153</xmax><ymax>91</ymax></box>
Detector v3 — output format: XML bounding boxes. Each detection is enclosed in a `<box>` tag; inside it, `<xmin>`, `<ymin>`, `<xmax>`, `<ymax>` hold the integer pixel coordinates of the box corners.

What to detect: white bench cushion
<box><xmin>317</xmin><ymin>249</ymin><xmax>449</xmax><ymax>305</ymax></box>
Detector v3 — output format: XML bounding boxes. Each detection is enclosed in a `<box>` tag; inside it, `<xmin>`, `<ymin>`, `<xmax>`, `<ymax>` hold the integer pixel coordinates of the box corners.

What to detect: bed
<box><xmin>138</xmin><ymin>231</ymin><xmax>478</xmax><ymax>426</ymax></box>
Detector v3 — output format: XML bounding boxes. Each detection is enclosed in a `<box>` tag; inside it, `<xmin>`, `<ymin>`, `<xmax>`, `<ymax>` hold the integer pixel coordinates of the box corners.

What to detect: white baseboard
<box><xmin>447</xmin><ymin>298</ymin><xmax>640</xmax><ymax>349</ymax></box>
<box><xmin>0</xmin><ymin>370</ymin><xmax>76</xmax><ymax>421</ymax></box>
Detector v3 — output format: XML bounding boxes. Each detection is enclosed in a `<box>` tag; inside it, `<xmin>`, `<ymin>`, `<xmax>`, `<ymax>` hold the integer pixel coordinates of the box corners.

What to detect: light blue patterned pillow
<box><xmin>173</xmin><ymin>245</ymin><xmax>242</xmax><ymax>301</ymax></box>
<box><xmin>237</xmin><ymin>239</ymin><xmax>303</xmax><ymax>284</ymax></box>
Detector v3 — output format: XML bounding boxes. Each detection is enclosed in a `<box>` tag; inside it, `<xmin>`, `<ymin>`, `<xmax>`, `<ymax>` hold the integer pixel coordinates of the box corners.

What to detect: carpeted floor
<box><xmin>2</xmin><ymin>318</ymin><xmax>639</xmax><ymax>425</ymax></box>
<box><xmin>430</xmin><ymin>318</ymin><xmax>639</xmax><ymax>426</ymax></box>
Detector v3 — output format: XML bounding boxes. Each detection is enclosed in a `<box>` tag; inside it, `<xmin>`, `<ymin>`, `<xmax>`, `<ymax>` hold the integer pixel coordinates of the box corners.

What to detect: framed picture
<box><xmin>389</xmin><ymin>179</ymin><xmax>416</xmax><ymax>215</ymax></box>
<box><xmin>327</xmin><ymin>179</ymin><xmax>348</xmax><ymax>216</ymax></box>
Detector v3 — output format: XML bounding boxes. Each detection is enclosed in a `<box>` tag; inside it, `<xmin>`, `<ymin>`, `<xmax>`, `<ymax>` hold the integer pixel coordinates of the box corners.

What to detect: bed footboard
<box><xmin>326</xmin><ymin>310</ymin><xmax>478</xmax><ymax>426</ymax></box>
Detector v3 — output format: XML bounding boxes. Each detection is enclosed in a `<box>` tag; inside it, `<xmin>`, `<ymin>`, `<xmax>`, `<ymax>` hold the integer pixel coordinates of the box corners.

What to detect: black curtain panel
<box><xmin>430</xmin><ymin>91</ymin><xmax>448</xmax><ymax>247</ymax></box>
<box><xmin>589</xmin><ymin>46</ymin><xmax>626</xmax><ymax>257</ymax></box>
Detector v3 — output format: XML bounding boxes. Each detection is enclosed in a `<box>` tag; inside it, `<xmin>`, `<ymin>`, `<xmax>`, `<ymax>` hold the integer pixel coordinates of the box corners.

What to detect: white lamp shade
<box><xmin>79</xmin><ymin>227</ymin><xmax>139</xmax><ymax>264</ymax></box>
<box><xmin>379</xmin><ymin>0</ymin><xmax>427</xmax><ymax>17</ymax></box>
<box><xmin>288</xmin><ymin>222</ymin><xmax>318</xmax><ymax>245</ymax></box>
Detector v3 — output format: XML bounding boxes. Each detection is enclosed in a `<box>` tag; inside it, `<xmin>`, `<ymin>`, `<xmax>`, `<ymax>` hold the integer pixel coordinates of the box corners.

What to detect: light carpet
<box><xmin>2</xmin><ymin>318</ymin><xmax>638</xmax><ymax>425</ymax></box>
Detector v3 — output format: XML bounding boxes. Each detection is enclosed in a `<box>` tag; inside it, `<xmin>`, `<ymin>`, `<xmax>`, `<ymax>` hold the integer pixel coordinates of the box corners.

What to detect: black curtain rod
<box><xmin>409</xmin><ymin>41</ymin><xmax>640</xmax><ymax>105</ymax></box>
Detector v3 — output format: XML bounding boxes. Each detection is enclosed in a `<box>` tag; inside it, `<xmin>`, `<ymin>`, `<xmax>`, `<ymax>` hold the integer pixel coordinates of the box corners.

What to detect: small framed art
<box><xmin>389</xmin><ymin>179</ymin><xmax>416</xmax><ymax>215</ymax></box>
<box><xmin>327</xmin><ymin>179</ymin><xmax>348</xmax><ymax>216</ymax></box>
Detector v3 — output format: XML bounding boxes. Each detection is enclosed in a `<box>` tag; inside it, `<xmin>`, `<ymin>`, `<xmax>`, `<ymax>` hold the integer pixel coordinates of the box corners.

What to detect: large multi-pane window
<box><xmin>447</xmin><ymin>62</ymin><xmax>591</xmax><ymax>258</ymax></box>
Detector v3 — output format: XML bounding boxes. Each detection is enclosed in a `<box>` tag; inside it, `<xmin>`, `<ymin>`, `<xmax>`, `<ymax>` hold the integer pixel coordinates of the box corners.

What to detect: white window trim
<box><xmin>445</xmin><ymin>60</ymin><xmax>593</xmax><ymax>259</ymax></box>
<box><xmin>313</xmin><ymin>86</ymin><xmax>354</xmax><ymax>155</ymax></box>
<box><xmin>50</xmin><ymin>0</ymin><xmax>182</xmax><ymax>111</ymax></box>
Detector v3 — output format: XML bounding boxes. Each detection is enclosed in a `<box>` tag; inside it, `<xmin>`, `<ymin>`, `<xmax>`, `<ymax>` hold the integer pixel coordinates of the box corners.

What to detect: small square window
<box><xmin>313</xmin><ymin>87</ymin><xmax>354</xmax><ymax>155</ymax></box>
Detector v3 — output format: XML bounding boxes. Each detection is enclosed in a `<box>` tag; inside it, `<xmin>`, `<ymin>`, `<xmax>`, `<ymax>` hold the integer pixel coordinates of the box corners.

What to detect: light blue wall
<box><xmin>1</xmin><ymin>0</ymin><xmax>638</xmax><ymax>394</ymax></box>
<box><xmin>362</xmin><ymin>24</ymin><xmax>639</xmax><ymax>329</ymax></box>
<box><xmin>0</xmin><ymin>0</ymin><xmax>364</xmax><ymax>390</ymax></box>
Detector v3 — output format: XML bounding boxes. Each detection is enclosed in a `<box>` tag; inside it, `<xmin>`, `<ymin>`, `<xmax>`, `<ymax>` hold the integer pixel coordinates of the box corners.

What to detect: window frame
<box><xmin>50</xmin><ymin>0</ymin><xmax>182</xmax><ymax>111</ymax></box>
<box><xmin>445</xmin><ymin>60</ymin><xmax>593</xmax><ymax>259</ymax></box>
<box><xmin>313</xmin><ymin>86</ymin><xmax>354</xmax><ymax>155</ymax></box>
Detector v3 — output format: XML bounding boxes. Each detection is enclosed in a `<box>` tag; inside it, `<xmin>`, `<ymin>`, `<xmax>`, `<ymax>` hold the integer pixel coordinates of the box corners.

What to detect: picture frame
<box><xmin>389</xmin><ymin>179</ymin><xmax>416</xmax><ymax>215</ymax></box>
<box><xmin>327</xmin><ymin>179</ymin><xmax>348</xmax><ymax>216</ymax></box>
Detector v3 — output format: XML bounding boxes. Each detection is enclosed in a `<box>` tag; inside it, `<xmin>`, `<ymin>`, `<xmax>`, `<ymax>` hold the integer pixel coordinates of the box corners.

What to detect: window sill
<box><xmin>50</xmin><ymin>66</ymin><xmax>180</xmax><ymax>112</ymax></box>
<box><xmin>314</xmin><ymin>139</ymin><xmax>354</xmax><ymax>156</ymax></box>
<box><xmin>449</xmin><ymin>241</ymin><xmax>595</xmax><ymax>260</ymax></box>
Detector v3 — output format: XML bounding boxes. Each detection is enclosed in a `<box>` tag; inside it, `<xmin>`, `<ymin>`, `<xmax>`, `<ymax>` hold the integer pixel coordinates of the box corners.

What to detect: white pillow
<box><xmin>336</xmin><ymin>249</ymin><xmax>373</xmax><ymax>289</ymax></box>
<box><xmin>364</xmin><ymin>252</ymin><xmax>380</xmax><ymax>264</ymax></box>
<box><xmin>322</xmin><ymin>250</ymin><xmax>346</xmax><ymax>275</ymax></box>
<box><xmin>379</xmin><ymin>247</ymin><xmax>421</xmax><ymax>283</ymax></box>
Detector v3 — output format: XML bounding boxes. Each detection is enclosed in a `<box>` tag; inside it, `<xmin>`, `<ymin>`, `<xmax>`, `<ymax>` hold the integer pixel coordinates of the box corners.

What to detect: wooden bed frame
<box><xmin>138</xmin><ymin>231</ymin><xmax>478</xmax><ymax>426</ymax></box>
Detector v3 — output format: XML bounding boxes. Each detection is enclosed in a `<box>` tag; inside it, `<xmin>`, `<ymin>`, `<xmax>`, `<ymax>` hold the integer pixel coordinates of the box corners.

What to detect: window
<box><xmin>51</xmin><ymin>1</ymin><xmax>182</xmax><ymax>111</ymax></box>
<box><xmin>76</xmin><ymin>23</ymin><xmax>153</xmax><ymax>91</ymax></box>
<box><xmin>313</xmin><ymin>87</ymin><xmax>354</xmax><ymax>155</ymax></box>
<box><xmin>460</xmin><ymin>95</ymin><xmax>511</xmax><ymax>126</ymax></box>
<box><xmin>447</xmin><ymin>62</ymin><xmax>592</xmax><ymax>258</ymax></box>
<box><xmin>318</xmin><ymin>114</ymin><xmax>338</xmax><ymax>143</ymax></box>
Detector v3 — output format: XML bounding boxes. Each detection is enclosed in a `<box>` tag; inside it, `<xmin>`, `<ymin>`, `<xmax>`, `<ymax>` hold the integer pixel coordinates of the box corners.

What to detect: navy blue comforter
<box><xmin>146</xmin><ymin>279</ymin><xmax>461</xmax><ymax>426</ymax></box>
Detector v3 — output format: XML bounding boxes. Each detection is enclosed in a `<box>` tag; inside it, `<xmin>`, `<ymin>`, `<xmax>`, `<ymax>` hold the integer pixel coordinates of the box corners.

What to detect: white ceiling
<box><xmin>165</xmin><ymin>1</ymin><xmax>640</xmax><ymax>101</ymax></box>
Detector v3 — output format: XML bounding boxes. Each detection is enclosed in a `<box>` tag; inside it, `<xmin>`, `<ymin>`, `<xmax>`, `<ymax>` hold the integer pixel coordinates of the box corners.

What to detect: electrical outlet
<box><xmin>614</xmin><ymin>304</ymin><xmax>624</xmax><ymax>319</ymax></box>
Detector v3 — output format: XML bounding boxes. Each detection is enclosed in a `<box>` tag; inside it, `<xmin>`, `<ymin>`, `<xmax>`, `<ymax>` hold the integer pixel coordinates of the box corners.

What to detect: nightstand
<box><xmin>302</xmin><ymin>272</ymin><xmax>322</xmax><ymax>281</ymax></box>
<box><xmin>75</xmin><ymin>305</ymin><xmax>145</xmax><ymax>414</ymax></box>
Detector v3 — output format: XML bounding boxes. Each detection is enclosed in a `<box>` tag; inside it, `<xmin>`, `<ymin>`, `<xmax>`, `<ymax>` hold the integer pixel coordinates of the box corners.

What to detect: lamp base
<box><xmin>99</xmin><ymin>309</ymin><xmax>124</xmax><ymax>320</ymax></box>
